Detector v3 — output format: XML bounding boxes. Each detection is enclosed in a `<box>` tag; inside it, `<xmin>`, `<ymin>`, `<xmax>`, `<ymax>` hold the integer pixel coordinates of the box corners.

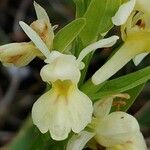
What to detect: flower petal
<box><xmin>49</xmin><ymin>95</ymin><xmax>71</xmax><ymax>141</ymax></box>
<box><xmin>133</xmin><ymin>52</ymin><xmax>149</xmax><ymax>66</ymax></box>
<box><xmin>93</xmin><ymin>97</ymin><xmax>113</xmax><ymax>119</ymax></box>
<box><xmin>34</xmin><ymin>1</ymin><xmax>50</xmax><ymax>22</ymax></box>
<box><xmin>19</xmin><ymin>21</ymin><xmax>50</xmax><ymax>58</ymax></box>
<box><xmin>91</xmin><ymin>37</ymin><xmax>148</xmax><ymax>85</ymax></box>
<box><xmin>136</xmin><ymin>0</ymin><xmax>150</xmax><ymax>15</ymax></box>
<box><xmin>77</xmin><ymin>36</ymin><xmax>119</xmax><ymax>63</ymax></box>
<box><xmin>32</xmin><ymin>90</ymin><xmax>56</xmax><ymax>133</ymax></box>
<box><xmin>40</xmin><ymin>52</ymin><xmax>81</xmax><ymax>83</ymax></box>
<box><xmin>106</xmin><ymin>132</ymin><xmax>147</xmax><ymax>150</ymax></box>
<box><xmin>95</xmin><ymin>111</ymin><xmax>140</xmax><ymax>147</ymax></box>
<box><xmin>32</xmin><ymin>90</ymin><xmax>71</xmax><ymax>140</ymax></box>
<box><xmin>66</xmin><ymin>131</ymin><xmax>95</xmax><ymax>150</ymax></box>
<box><xmin>130</xmin><ymin>132</ymin><xmax>147</xmax><ymax>150</ymax></box>
<box><xmin>112</xmin><ymin>0</ymin><xmax>136</xmax><ymax>26</ymax></box>
<box><xmin>68</xmin><ymin>88</ymin><xmax>93</xmax><ymax>133</ymax></box>
<box><xmin>33</xmin><ymin>2</ymin><xmax>54</xmax><ymax>49</ymax></box>
<box><xmin>0</xmin><ymin>42</ymin><xmax>38</xmax><ymax>67</ymax></box>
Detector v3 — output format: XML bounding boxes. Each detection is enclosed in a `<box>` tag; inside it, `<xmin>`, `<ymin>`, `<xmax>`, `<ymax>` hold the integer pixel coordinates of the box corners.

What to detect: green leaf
<box><xmin>77</xmin><ymin>0</ymin><xmax>121</xmax><ymax>84</ymax></box>
<box><xmin>79</xmin><ymin>0</ymin><xmax>121</xmax><ymax>46</ymax></box>
<box><xmin>53</xmin><ymin>18</ymin><xmax>86</xmax><ymax>52</ymax></box>
<box><xmin>6</xmin><ymin>117</ymin><xmax>68</xmax><ymax>150</ymax></box>
<box><xmin>98</xmin><ymin>0</ymin><xmax>121</xmax><ymax>33</ymax></box>
<box><xmin>82</xmin><ymin>66</ymin><xmax>150</xmax><ymax>100</ymax></box>
<box><xmin>7</xmin><ymin>118</ymin><xmax>36</xmax><ymax>150</ymax></box>
<box><xmin>73</xmin><ymin>0</ymin><xmax>85</xmax><ymax>18</ymax></box>
<box><xmin>73</xmin><ymin>0</ymin><xmax>91</xmax><ymax>18</ymax></box>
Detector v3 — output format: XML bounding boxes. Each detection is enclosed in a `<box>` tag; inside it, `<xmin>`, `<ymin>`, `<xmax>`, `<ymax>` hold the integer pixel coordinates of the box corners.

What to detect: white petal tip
<box><xmin>66</xmin><ymin>131</ymin><xmax>95</xmax><ymax>150</ymax></box>
<box><xmin>33</xmin><ymin>1</ymin><xmax>37</xmax><ymax>5</ymax></box>
<box><xmin>112</xmin><ymin>0</ymin><xmax>136</xmax><ymax>26</ymax></box>
<box><xmin>91</xmin><ymin>76</ymin><xmax>105</xmax><ymax>85</ymax></box>
<box><xmin>77</xmin><ymin>35</ymin><xmax>119</xmax><ymax>63</ymax></box>
<box><xmin>133</xmin><ymin>53</ymin><xmax>149</xmax><ymax>66</ymax></box>
<box><xmin>19</xmin><ymin>21</ymin><xmax>24</xmax><ymax>26</ymax></box>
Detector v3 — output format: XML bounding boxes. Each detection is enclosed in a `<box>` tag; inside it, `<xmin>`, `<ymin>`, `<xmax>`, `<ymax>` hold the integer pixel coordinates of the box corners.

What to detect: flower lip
<box><xmin>32</xmin><ymin>80</ymin><xmax>93</xmax><ymax>141</ymax></box>
<box><xmin>52</xmin><ymin>80</ymin><xmax>75</xmax><ymax>97</ymax></box>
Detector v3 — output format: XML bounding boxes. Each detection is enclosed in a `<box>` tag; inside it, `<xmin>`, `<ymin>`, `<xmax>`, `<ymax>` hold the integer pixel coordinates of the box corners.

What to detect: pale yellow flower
<box><xmin>67</xmin><ymin>94</ymin><xmax>147</xmax><ymax>150</ymax></box>
<box><xmin>31</xmin><ymin>35</ymin><xmax>119</xmax><ymax>141</ymax></box>
<box><xmin>0</xmin><ymin>2</ymin><xmax>54</xmax><ymax>67</ymax></box>
<box><xmin>0</xmin><ymin>2</ymin><xmax>119</xmax><ymax>141</ymax></box>
<box><xmin>92</xmin><ymin>0</ymin><xmax>150</xmax><ymax>85</ymax></box>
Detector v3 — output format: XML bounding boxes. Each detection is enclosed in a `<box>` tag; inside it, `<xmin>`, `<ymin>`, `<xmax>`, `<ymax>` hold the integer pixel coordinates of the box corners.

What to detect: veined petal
<box><xmin>133</xmin><ymin>52</ymin><xmax>149</xmax><ymax>66</ymax></box>
<box><xmin>68</xmin><ymin>88</ymin><xmax>93</xmax><ymax>133</ymax></box>
<box><xmin>94</xmin><ymin>97</ymin><xmax>113</xmax><ymax>119</ymax></box>
<box><xmin>130</xmin><ymin>132</ymin><xmax>147</xmax><ymax>150</ymax></box>
<box><xmin>77</xmin><ymin>36</ymin><xmax>119</xmax><ymax>63</ymax></box>
<box><xmin>66</xmin><ymin>131</ymin><xmax>95</xmax><ymax>150</ymax></box>
<box><xmin>19</xmin><ymin>21</ymin><xmax>50</xmax><ymax>58</ymax></box>
<box><xmin>112</xmin><ymin>0</ymin><xmax>136</xmax><ymax>26</ymax></box>
<box><xmin>0</xmin><ymin>42</ymin><xmax>38</xmax><ymax>67</ymax></box>
<box><xmin>92</xmin><ymin>34</ymin><xmax>150</xmax><ymax>85</ymax></box>
<box><xmin>106</xmin><ymin>132</ymin><xmax>147</xmax><ymax>150</ymax></box>
<box><xmin>49</xmin><ymin>95</ymin><xmax>71</xmax><ymax>140</ymax></box>
<box><xmin>40</xmin><ymin>52</ymin><xmax>80</xmax><ymax>83</ymax></box>
<box><xmin>32</xmin><ymin>90</ymin><xmax>71</xmax><ymax>140</ymax></box>
<box><xmin>95</xmin><ymin>112</ymin><xmax>140</xmax><ymax>147</ymax></box>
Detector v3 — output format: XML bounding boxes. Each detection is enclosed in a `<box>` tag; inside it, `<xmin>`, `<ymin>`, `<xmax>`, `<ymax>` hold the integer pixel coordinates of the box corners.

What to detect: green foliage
<box><xmin>6</xmin><ymin>117</ymin><xmax>68</xmax><ymax>150</ymax></box>
<box><xmin>53</xmin><ymin>18</ymin><xmax>86</xmax><ymax>52</ymax></box>
<box><xmin>7</xmin><ymin>118</ymin><xmax>35</xmax><ymax>150</ymax></box>
<box><xmin>79</xmin><ymin>0</ymin><xmax>121</xmax><ymax>46</ymax></box>
<box><xmin>76</xmin><ymin>0</ymin><xmax>121</xmax><ymax>84</ymax></box>
<box><xmin>82</xmin><ymin>66</ymin><xmax>150</xmax><ymax>101</ymax></box>
<box><xmin>73</xmin><ymin>0</ymin><xmax>85</xmax><ymax>18</ymax></box>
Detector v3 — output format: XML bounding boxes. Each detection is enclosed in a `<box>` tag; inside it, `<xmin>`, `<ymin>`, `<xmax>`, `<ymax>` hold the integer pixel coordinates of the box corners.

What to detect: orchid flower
<box><xmin>18</xmin><ymin>4</ymin><xmax>119</xmax><ymax>142</ymax></box>
<box><xmin>0</xmin><ymin>2</ymin><xmax>119</xmax><ymax>141</ymax></box>
<box><xmin>30</xmin><ymin>36</ymin><xmax>118</xmax><ymax>140</ymax></box>
<box><xmin>0</xmin><ymin>2</ymin><xmax>54</xmax><ymax>67</ymax></box>
<box><xmin>92</xmin><ymin>0</ymin><xmax>150</xmax><ymax>85</ymax></box>
<box><xmin>67</xmin><ymin>94</ymin><xmax>147</xmax><ymax>150</ymax></box>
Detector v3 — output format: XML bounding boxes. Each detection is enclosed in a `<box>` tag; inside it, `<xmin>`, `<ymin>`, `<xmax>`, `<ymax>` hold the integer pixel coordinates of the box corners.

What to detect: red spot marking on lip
<box><xmin>136</xmin><ymin>19</ymin><xmax>146</xmax><ymax>29</ymax></box>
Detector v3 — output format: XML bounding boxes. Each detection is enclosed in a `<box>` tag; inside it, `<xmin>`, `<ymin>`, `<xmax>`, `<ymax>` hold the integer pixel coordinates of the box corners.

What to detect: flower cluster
<box><xmin>92</xmin><ymin>0</ymin><xmax>150</xmax><ymax>84</ymax></box>
<box><xmin>67</xmin><ymin>94</ymin><xmax>147</xmax><ymax>150</ymax></box>
<box><xmin>0</xmin><ymin>1</ymin><xmax>148</xmax><ymax>149</ymax></box>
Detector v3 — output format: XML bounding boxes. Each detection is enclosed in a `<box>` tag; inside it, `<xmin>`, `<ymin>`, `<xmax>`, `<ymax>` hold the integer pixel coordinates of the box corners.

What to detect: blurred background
<box><xmin>0</xmin><ymin>0</ymin><xmax>149</xmax><ymax>149</ymax></box>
